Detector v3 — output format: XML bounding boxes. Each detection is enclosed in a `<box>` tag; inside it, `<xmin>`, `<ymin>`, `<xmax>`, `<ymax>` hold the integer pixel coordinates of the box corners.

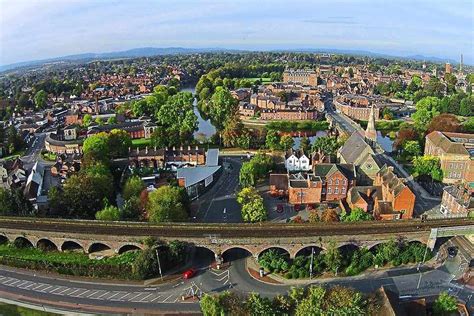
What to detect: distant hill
<box><xmin>0</xmin><ymin>46</ymin><xmax>459</xmax><ymax>73</ymax></box>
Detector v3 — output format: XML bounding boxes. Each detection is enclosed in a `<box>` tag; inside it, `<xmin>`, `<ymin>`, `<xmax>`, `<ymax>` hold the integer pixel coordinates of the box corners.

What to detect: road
<box><xmin>192</xmin><ymin>156</ymin><xmax>243</xmax><ymax>223</ymax></box>
<box><xmin>20</xmin><ymin>132</ymin><xmax>47</xmax><ymax>170</ymax></box>
<box><xmin>1</xmin><ymin>248</ymin><xmax>472</xmax><ymax>314</ymax></box>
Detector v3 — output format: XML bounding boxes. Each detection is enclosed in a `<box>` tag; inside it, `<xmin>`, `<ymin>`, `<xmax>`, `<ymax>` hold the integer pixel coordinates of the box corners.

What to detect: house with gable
<box><xmin>285</xmin><ymin>149</ymin><xmax>311</xmax><ymax>172</ymax></box>
<box><xmin>338</xmin><ymin>132</ymin><xmax>382</xmax><ymax>184</ymax></box>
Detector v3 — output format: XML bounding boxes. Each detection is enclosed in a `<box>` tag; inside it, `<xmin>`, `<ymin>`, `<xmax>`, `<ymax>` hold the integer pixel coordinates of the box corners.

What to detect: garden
<box><xmin>258</xmin><ymin>240</ymin><xmax>431</xmax><ymax>280</ymax></box>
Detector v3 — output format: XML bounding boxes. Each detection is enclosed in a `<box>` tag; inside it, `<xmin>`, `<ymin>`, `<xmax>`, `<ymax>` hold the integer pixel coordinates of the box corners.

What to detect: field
<box><xmin>132</xmin><ymin>137</ymin><xmax>152</xmax><ymax>148</ymax></box>
<box><xmin>242</xmin><ymin>77</ymin><xmax>274</xmax><ymax>84</ymax></box>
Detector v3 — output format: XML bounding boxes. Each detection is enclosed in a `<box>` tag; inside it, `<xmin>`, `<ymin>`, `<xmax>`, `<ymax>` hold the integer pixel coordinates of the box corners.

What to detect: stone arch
<box><xmin>221</xmin><ymin>246</ymin><xmax>253</xmax><ymax>262</ymax></box>
<box><xmin>61</xmin><ymin>240</ymin><xmax>85</xmax><ymax>252</ymax></box>
<box><xmin>338</xmin><ymin>243</ymin><xmax>360</xmax><ymax>257</ymax></box>
<box><xmin>292</xmin><ymin>245</ymin><xmax>324</xmax><ymax>258</ymax></box>
<box><xmin>221</xmin><ymin>245</ymin><xmax>254</xmax><ymax>257</ymax></box>
<box><xmin>88</xmin><ymin>242</ymin><xmax>112</xmax><ymax>254</ymax></box>
<box><xmin>0</xmin><ymin>235</ymin><xmax>8</xmax><ymax>245</ymax></box>
<box><xmin>13</xmin><ymin>236</ymin><xmax>34</xmax><ymax>248</ymax></box>
<box><xmin>257</xmin><ymin>246</ymin><xmax>291</xmax><ymax>260</ymax></box>
<box><xmin>117</xmin><ymin>244</ymin><xmax>143</xmax><ymax>254</ymax></box>
<box><xmin>36</xmin><ymin>238</ymin><xmax>59</xmax><ymax>251</ymax></box>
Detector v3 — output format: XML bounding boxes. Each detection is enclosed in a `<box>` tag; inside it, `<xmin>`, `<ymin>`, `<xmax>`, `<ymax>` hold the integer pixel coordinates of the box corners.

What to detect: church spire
<box><xmin>365</xmin><ymin>104</ymin><xmax>377</xmax><ymax>142</ymax></box>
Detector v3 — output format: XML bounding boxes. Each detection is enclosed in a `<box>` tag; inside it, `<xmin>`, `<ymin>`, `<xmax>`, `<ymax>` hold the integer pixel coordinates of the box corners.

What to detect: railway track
<box><xmin>0</xmin><ymin>217</ymin><xmax>472</xmax><ymax>238</ymax></box>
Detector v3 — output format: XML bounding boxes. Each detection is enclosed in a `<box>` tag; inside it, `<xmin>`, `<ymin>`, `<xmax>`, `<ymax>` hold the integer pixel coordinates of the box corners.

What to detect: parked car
<box><xmin>183</xmin><ymin>268</ymin><xmax>196</xmax><ymax>279</ymax></box>
<box><xmin>276</xmin><ymin>204</ymin><xmax>284</xmax><ymax>213</ymax></box>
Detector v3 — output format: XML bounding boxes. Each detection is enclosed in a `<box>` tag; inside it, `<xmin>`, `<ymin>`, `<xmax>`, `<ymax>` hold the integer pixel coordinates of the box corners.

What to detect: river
<box><xmin>181</xmin><ymin>86</ymin><xmax>217</xmax><ymax>140</ymax></box>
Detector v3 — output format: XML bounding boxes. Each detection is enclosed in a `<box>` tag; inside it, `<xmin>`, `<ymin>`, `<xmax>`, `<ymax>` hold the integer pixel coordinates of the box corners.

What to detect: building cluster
<box><xmin>270</xmin><ymin>107</ymin><xmax>415</xmax><ymax>220</ymax></box>
<box><xmin>235</xmin><ymin>82</ymin><xmax>325</xmax><ymax>121</ymax></box>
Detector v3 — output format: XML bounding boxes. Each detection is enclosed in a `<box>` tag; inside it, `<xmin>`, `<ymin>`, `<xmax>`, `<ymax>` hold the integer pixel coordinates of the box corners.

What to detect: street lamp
<box><xmin>309</xmin><ymin>247</ymin><xmax>315</xmax><ymax>280</ymax></box>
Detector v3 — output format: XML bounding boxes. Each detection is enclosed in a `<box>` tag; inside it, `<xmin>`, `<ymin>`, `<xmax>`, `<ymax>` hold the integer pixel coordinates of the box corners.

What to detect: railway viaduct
<box><xmin>0</xmin><ymin>217</ymin><xmax>472</xmax><ymax>259</ymax></box>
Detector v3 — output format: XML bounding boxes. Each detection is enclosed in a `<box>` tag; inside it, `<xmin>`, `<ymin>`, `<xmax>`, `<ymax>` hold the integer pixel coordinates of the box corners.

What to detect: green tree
<box><xmin>6</xmin><ymin>125</ymin><xmax>24</xmax><ymax>153</ymax></box>
<box><xmin>459</xmin><ymin>95</ymin><xmax>473</xmax><ymax>117</ymax></box>
<box><xmin>0</xmin><ymin>187</ymin><xmax>33</xmax><ymax>216</ymax></box>
<box><xmin>412</xmin><ymin>155</ymin><xmax>443</xmax><ymax>182</ymax></box>
<box><xmin>299</xmin><ymin>136</ymin><xmax>310</xmax><ymax>154</ymax></box>
<box><xmin>280</xmin><ymin>135</ymin><xmax>294</xmax><ymax>151</ymax></box>
<box><xmin>123</xmin><ymin>176</ymin><xmax>146</xmax><ymax>200</ymax></box>
<box><xmin>150</xmin><ymin>126</ymin><xmax>168</xmax><ymax>148</ymax></box>
<box><xmin>265</xmin><ymin>130</ymin><xmax>280</xmax><ymax>150</ymax></box>
<box><xmin>147</xmin><ymin>186</ymin><xmax>188</xmax><ymax>222</ymax></box>
<box><xmin>412</xmin><ymin>96</ymin><xmax>441</xmax><ymax>131</ymax></box>
<box><xmin>403</xmin><ymin>140</ymin><xmax>421</xmax><ymax>157</ymax></box>
<box><xmin>33</xmin><ymin>90</ymin><xmax>48</xmax><ymax>109</ymax></box>
<box><xmin>200</xmin><ymin>294</ymin><xmax>224</xmax><ymax>316</ymax></box>
<box><xmin>208</xmin><ymin>87</ymin><xmax>238</xmax><ymax>130</ymax></box>
<box><xmin>324</xmin><ymin>241</ymin><xmax>342</xmax><ymax>273</ymax></box>
<box><xmin>239</xmin><ymin>162</ymin><xmax>256</xmax><ymax>187</ymax></box>
<box><xmin>95</xmin><ymin>204</ymin><xmax>120</xmax><ymax>221</ymax></box>
<box><xmin>108</xmin><ymin>129</ymin><xmax>132</xmax><ymax>158</ymax></box>
<box><xmin>107</xmin><ymin>116</ymin><xmax>117</xmax><ymax>124</ymax></box>
<box><xmin>82</xmin><ymin>132</ymin><xmax>110</xmax><ymax>164</ymax></box>
<box><xmin>295</xmin><ymin>286</ymin><xmax>326</xmax><ymax>316</ymax></box>
<box><xmin>433</xmin><ymin>292</ymin><xmax>458</xmax><ymax>315</ymax></box>
<box><xmin>237</xmin><ymin>187</ymin><xmax>267</xmax><ymax>223</ymax></box>
<box><xmin>246</xmin><ymin>293</ymin><xmax>275</xmax><ymax>315</ymax></box>
<box><xmin>82</xmin><ymin>114</ymin><xmax>92</xmax><ymax>127</ymax></box>
<box><xmin>311</xmin><ymin>136</ymin><xmax>339</xmax><ymax>162</ymax></box>
<box><xmin>340</xmin><ymin>207</ymin><xmax>373</xmax><ymax>222</ymax></box>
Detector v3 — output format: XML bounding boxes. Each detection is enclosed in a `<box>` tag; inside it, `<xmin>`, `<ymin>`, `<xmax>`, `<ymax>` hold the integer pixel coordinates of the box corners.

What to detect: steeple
<box><xmin>365</xmin><ymin>104</ymin><xmax>377</xmax><ymax>142</ymax></box>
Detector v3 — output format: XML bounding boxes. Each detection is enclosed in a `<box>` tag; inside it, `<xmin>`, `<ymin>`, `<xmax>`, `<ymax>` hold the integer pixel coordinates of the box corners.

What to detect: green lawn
<box><xmin>132</xmin><ymin>138</ymin><xmax>152</xmax><ymax>148</ymax></box>
<box><xmin>0</xmin><ymin>303</ymin><xmax>59</xmax><ymax>316</ymax></box>
<box><xmin>41</xmin><ymin>152</ymin><xmax>57</xmax><ymax>161</ymax></box>
<box><xmin>242</xmin><ymin>77</ymin><xmax>274</xmax><ymax>84</ymax></box>
<box><xmin>1</xmin><ymin>149</ymin><xmax>26</xmax><ymax>160</ymax></box>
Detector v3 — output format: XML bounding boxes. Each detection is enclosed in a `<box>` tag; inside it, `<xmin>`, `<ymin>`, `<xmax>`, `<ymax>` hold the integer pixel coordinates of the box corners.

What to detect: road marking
<box><xmin>57</xmin><ymin>288</ymin><xmax>70</xmax><ymax>295</ymax></box>
<box><xmin>128</xmin><ymin>293</ymin><xmax>144</xmax><ymax>301</ymax></box>
<box><xmin>118</xmin><ymin>292</ymin><xmax>133</xmax><ymax>301</ymax></box>
<box><xmin>172</xmin><ymin>281</ymin><xmax>184</xmax><ymax>288</ymax></box>
<box><xmin>33</xmin><ymin>284</ymin><xmax>47</xmax><ymax>291</ymax></box>
<box><xmin>144</xmin><ymin>287</ymin><xmax>156</xmax><ymax>291</ymax></box>
<box><xmin>50</xmin><ymin>286</ymin><xmax>66</xmax><ymax>294</ymax></box>
<box><xmin>41</xmin><ymin>285</ymin><xmax>53</xmax><ymax>292</ymax></box>
<box><xmin>162</xmin><ymin>294</ymin><xmax>173</xmax><ymax>303</ymax></box>
<box><xmin>150</xmin><ymin>295</ymin><xmax>162</xmax><ymax>302</ymax></box>
<box><xmin>96</xmin><ymin>291</ymin><xmax>110</xmax><ymax>299</ymax></box>
<box><xmin>139</xmin><ymin>293</ymin><xmax>153</xmax><ymax>302</ymax></box>
<box><xmin>107</xmin><ymin>292</ymin><xmax>122</xmax><ymax>300</ymax></box>
<box><xmin>68</xmin><ymin>289</ymin><xmax>80</xmax><ymax>296</ymax></box>
<box><xmin>110</xmin><ymin>292</ymin><xmax>128</xmax><ymax>301</ymax></box>
<box><xmin>86</xmin><ymin>290</ymin><xmax>100</xmax><ymax>298</ymax></box>
<box><xmin>77</xmin><ymin>290</ymin><xmax>91</xmax><ymax>297</ymax></box>
<box><xmin>21</xmin><ymin>282</ymin><xmax>36</xmax><ymax>290</ymax></box>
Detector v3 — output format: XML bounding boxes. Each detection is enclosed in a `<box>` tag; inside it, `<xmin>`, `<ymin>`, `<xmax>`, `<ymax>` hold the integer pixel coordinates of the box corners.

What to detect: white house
<box><xmin>285</xmin><ymin>150</ymin><xmax>311</xmax><ymax>172</ymax></box>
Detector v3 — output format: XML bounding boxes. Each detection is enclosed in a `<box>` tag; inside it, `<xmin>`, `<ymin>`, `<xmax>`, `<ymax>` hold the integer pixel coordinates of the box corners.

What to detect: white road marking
<box><xmin>77</xmin><ymin>290</ymin><xmax>91</xmax><ymax>297</ymax></box>
<box><xmin>50</xmin><ymin>286</ymin><xmax>66</xmax><ymax>294</ymax></box>
<box><xmin>118</xmin><ymin>292</ymin><xmax>134</xmax><ymax>301</ymax></box>
<box><xmin>16</xmin><ymin>281</ymin><xmax>29</xmax><ymax>288</ymax></box>
<box><xmin>33</xmin><ymin>284</ymin><xmax>47</xmax><ymax>291</ymax></box>
<box><xmin>110</xmin><ymin>292</ymin><xmax>128</xmax><ymax>301</ymax></box>
<box><xmin>86</xmin><ymin>290</ymin><xmax>100</xmax><ymax>298</ymax></box>
<box><xmin>68</xmin><ymin>289</ymin><xmax>80</xmax><ymax>296</ymax></box>
<box><xmin>40</xmin><ymin>285</ymin><xmax>53</xmax><ymax>292</ymax></box>
<box><xmin>107</xmin><ymin>292</ymin><xmax>122</xmax><ymax>300</ymax></box>
<box><xmin>150</xmin><ymin>295</ymin><xmax>162</xmax><ymax>302</ymax></box>
<box><xmin>128</xmin><ymin>293</ymin><xmax>143</xmax><ymax>301</ymax></box>
<box><xmin>57</xmin><ymin>288</ymin><xmax>70</xmax><ymax>295</ymax></box>
<box><xmin>162</xmin><ymin>294</ymin><xmax>173</xmax><ymax>303</ymax></box>
<box><xmin>139</xmin><ymin>293</ymin><xmax>153</xmax><ymax>302</ymax></box>
<box><xmin>96</xmin><ymin>291</ymin><xmax>110</xmax><ymax>299</ymax></box>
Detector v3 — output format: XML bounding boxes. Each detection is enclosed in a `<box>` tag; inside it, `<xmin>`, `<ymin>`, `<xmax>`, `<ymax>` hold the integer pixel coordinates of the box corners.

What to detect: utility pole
<box><xmin>309</xmin><ymin>247</ymin><xmax>315</xmax><ymax>279</ymax></box>
<box><xmin>155</xmin><ymin>248</ymin><xmax>163</xmax><ymax>281</ymax></box>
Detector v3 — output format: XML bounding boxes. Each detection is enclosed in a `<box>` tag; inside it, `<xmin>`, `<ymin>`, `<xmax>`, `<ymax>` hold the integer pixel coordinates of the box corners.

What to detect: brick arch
<box><xmin>88</xmin><ymin>242</ymin><xmax>112</xmax><ymax>254</ymax></box>
<box><xmin>36</xmin><ymin>238</ymin><xmax>59</xmax><ymax>251</ymax></box>
<box><xmin>291</xmin><ymin>244</ymin><xmax>325</xmax><ymax>258</ymax></box>
<box><xmin>256</xmin><ymin>245</ymin><xmax>291</xmax><ymax>259</ymax></box>
<box><xmin>117</xmin><ymin>244</ymin><xmax>143</xmax><ymax>254</ymax></box>
<box><xmin>0</xmin><ymin>234</ymin><xmax>8</xmax><ymax>244</ymax></box>
<box><xmin>13</xmin><ymin>236</ymin><xmax>34</xmax><ymax>248</ymax></box>
<box><xmin>220</xmin><ymin>245</ymin><xmax>254</xmax><ymax>258</ymax></box>
<box><xmin>61</xmin><ymin>240</ymin><xmax>85</xmax><ymax>252</ymax></box>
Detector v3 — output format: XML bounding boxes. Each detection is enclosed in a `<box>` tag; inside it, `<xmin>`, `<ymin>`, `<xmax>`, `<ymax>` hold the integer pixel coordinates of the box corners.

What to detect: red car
<box><xmin>183</xmin><ymin>268</ymin><xmax>196</xmax><ymax>279</ymax></box>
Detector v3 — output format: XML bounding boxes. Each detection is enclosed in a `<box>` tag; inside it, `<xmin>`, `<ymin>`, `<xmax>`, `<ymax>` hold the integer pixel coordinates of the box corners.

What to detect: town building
<box><xmin>440</xmin><ymin>183</ymin><xmax>473</xmax><ymax>217</ymax></box>
<box><xmin>285</xmin><ymin>149</ymin><xmax>311</xmax><ymax>172</ymax></box>
<box><xmin>424</xmin><ymin>131</ymin><xmax>474</xmax><ymax>185</ymax></box>
<box><xmin>283</xmin><ymin>69</ymin><xmax>318</xmax><ymax>86</ymax></box>
<box><xmin>0</xmin><ymin>158</ymin><xmax>26</xmax><ymax>190</ymax></box>
<box><xmin>374</xmin><ymin>165</ymin><xmax>416</xmax><ymax>219</ymax></box>
<box><xmin>128</xmin><ymin>146</ymin><xmax>206</xmax><ymax>170</ymax></box>
<box><xmin>334</xmin><ymin>94</ymin><xmax>380</xmax><ymax>121</ymax></box>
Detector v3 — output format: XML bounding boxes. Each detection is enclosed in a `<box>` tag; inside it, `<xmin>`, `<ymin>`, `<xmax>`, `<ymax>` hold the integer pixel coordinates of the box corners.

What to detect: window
<box><xmin>328</xmin><ymin>179</ymin><xmax>332</xmax><ymax>185</ymax></box>
<box><xmin>328</xmin><ymin>188</ymin><xmax>332</xmax><ymax>194</ymax></box>
<box><xmin>335</xmin><ymin>187</ymin><xmax>339</xmax><ymax>194</ymax></box>
<box><xmin>343</xmin><ymin>179</ymin><xmax>347</xmax><ymax>185</ymax></box>
<box><xmin>336</xmin><ymin>179</ymin><xmax>339</xmax><ymax>185</ymax></box>
<box><xmin>342</xmin><ymin>187</ymin><xmax>346</xmax><ymax>194</ymax></box>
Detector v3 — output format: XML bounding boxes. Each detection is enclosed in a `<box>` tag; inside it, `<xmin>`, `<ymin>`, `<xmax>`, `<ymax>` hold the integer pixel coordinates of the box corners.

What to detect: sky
<box><xmin>0</xmin><ymin>0</ymin><xmax>473</xmax><ymax>66</ymax></box>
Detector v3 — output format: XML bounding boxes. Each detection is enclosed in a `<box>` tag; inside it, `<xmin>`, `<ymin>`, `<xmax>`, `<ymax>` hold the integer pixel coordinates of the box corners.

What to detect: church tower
<box><xmin>365</xmin><ymin>104</ymin><xmax>377</xmax><ymax>142</ymax></box>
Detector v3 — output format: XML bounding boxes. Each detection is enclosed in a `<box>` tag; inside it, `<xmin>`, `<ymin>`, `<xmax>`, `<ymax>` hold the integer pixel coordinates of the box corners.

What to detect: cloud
<box><xmin>303</xmin><ymin>16</ymin><xmax>358</xmax><ymax>25</ymax></box>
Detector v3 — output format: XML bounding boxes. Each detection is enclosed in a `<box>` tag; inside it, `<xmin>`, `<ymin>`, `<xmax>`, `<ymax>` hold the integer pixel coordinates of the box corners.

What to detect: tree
<box><xmin>208</xmin><ymin>87</ymin><xmax>238</xmax><ymax>130</ymax></box>
<box><xmin>324</xmin><ymin>241</ymin><xmax>342</xmax><ymax>273</ymax></box>
<box><xmin>95</xmin><ymin>204</ymin><xmax>120</xmax><ymax>221</ymax></box>
<box><xmin>325</xmin><ymin>286</ymin><xmax>366</xmax><ymax>314</ymax></box>
<box><xmin>221</xmin><ymin>116</ymin><xmax>245</xmax><ymax>148</ymax></box>
<box><xmin>82</xmin><ymin>114</ymin><xmax>92</xmax><ymax>127</ymax></box>
<box><xmin>150</xmin><ymin>126</ymin><xmax>168</xmax><ymax>148</ymax></box>
<box><xmin>320</xmin><ymin>209</ymin><xmax>339</xmax><ymax>222</ymax></box>
<box><xmin>107</xmin><ymin>116</ymin><xmax>117</xmax><ymax>124</ymax></box>
<box><xmin>295</xmin><ymin>286</ymin><xmax>326</xmax><ymax>316</ymax></box>
<box><xmin>280</xmin><ymin>135</ymin><xmax>294</xmax><ymax>151</ymax></box>
<box><xmin>412</xmin><ymin>97</ymin><xmax>441</xmax><ymax>131</ymax></box>
<box><xmin>147</xmin><ymin>186</ymin><xmax>188</xmax><ymax>222</ymax></box>
<box><xmin>433</xmin><ymin>292</ymin><xmax>458</xmax><ymax>315</ymax></box>
<box><xmin>459</xmin><ymin>95</ymin><xmax>473</xmax><ymax>117</ymax></box>
<box><xmin>82</xmin><ymin>132</ymin><xmax>110</xmax><ymax>164</ymax></box>
<box><xmin>0</xmin><ymin>187</ymin><xmax>33</xmax><ymax>216</ymax></box>
<box><xmin>200</xmin><ymin>294</ymin><xmax>224</xmax><ymax>316</ymax></box>
<box><xmin>246</xmin><ymin>293</ymin><xmax>275</xmax><ymax>315</ymax></box>
<box><xmin>6</xmin><ymin>125</ymin><xmax>24</xmax><ymax>153</ymax></box>
<box><xmin>412</xmin><ymin>155</ymin><xmax>443</xmax><ymax>182</ymax></box>
<box><xmin>33</xmin><ymin>90</ymin><xmax>48</xmax><ymax>109</ymax></box>
<box><xmin>123</xmin><ymin>176</ymin><xmax>146</xmax><ymax>200</ymax></box>
<box><xmin>427</xmin><ymin>113</ymin><xmax>461</xmax><ymax>134</ymax></box>
<box><xmin>265</xmin><ymin>130</ymin><xmax>280</xmax><ymax>150</ymax></box>
<box><xmin>108</xmin><ymin>129</ymin><xmax>132</xmax><ymax>158</ymax></box>
<box><xmin>403</xmin><ymin>140</ymin><xmax>421</xmax><ymax>157</ymax></box>
<box><xmin>237</xmin><ymin>187</ymin><xmax>267</xmax><ymax>222</ymax></box>
<box><xmin>394</xmin><ymin>126</ymin><xmax>418</xmax><ymax>150</ymax></box>
<box><xmin>299</xmin><ymin>136</ymin><xmax>310</xmax><ymax>154</ymax></box>
<box><xmin>340</xmin><ymin>207</ymin><xmax>373</xmax><ymax>222</ymax></box>
<box><xmin>311</xmin><ymin>137</ymin><xmax>339</xmax><ymax>163</ymax></box>
<box><xmin>239</xmin><ymin>162</ymin><xmax>256</xmax><ymax>187</ymax></box>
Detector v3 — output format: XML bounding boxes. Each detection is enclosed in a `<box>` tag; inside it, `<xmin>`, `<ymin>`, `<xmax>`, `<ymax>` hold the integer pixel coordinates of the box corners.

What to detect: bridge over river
<box><xmin>0</xmin><ymin>217</ymin><xmax>472</xmax><ymax>260</ymax></box>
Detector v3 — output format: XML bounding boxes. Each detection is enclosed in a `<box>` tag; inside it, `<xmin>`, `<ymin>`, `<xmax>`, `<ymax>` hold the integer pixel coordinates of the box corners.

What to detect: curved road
<box><xmin>1</xmin><ymin>250</ymin><xmax>472</xmax><ymax>314</ymax></box>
